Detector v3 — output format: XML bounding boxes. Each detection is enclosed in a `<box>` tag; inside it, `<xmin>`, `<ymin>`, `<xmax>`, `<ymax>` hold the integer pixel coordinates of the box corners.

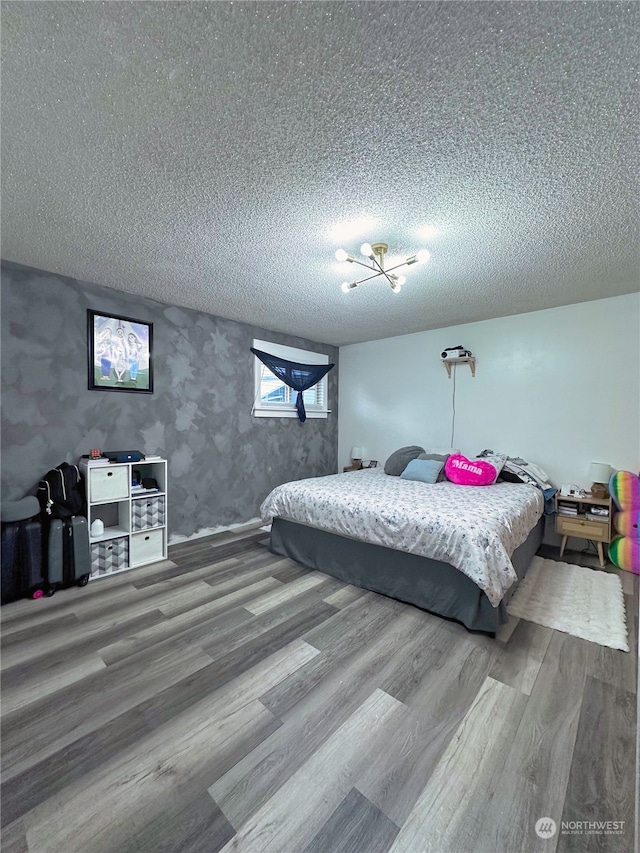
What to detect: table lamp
<box><xmin>589</xmin><ymin>462</ymin><xmax>612</xmax><ymax>499</ymax></box>
<box><xmin>351</xmin><ymin>446</ymin><xmax>363</xmax><ymax>468</ymax></box>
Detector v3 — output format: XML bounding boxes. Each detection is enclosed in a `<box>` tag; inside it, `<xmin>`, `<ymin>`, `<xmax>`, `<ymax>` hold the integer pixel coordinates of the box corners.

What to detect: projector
<box><xmin>441</xmin><ymin>346</ymin><xmax>472</xmax><ymax>360</ymax></box>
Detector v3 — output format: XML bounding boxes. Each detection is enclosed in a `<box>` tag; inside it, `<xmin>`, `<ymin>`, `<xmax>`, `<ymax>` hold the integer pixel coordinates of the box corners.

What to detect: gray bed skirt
<box><xmin>269</xmin><ymin>515</ymin><xmax>545</xmax><ymax>635</ymax></box>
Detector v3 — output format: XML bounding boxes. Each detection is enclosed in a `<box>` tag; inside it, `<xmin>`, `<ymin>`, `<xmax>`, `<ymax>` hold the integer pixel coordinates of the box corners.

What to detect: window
<box><xmin>253</xmin><ymin>338</ymin><xmax>330</xmax><ymax>418</ymax></box>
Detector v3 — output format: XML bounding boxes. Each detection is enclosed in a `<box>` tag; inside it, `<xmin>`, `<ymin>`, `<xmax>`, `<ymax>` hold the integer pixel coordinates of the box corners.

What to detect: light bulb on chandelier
<box><xmin>335</xmin><ymin>240</ymin><xmax>430</xmax><ymax>293</ymax></box>
<box><xmin>405</xmin><ymin>249</ymin><xmax>431</xmax><ymax>266</ymax></box>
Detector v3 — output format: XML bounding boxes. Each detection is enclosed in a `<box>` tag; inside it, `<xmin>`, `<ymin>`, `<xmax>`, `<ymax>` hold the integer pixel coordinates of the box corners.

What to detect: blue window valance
<box><xmin>251</xmin><ymin>347</ymin><xmax>334</xmax><ymax>422</ymax></box>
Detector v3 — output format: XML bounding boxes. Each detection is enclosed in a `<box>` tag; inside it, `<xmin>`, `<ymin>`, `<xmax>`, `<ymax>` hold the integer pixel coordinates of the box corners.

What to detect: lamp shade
<box><xmin>351</xmin><ymin>446</ymin><xmax>363</xmax><ymax>460</ymax></box>
<box><xmin>589</xmin><ymin>462</ymin><xmax>612</xmax><ymax>484</ymax></box>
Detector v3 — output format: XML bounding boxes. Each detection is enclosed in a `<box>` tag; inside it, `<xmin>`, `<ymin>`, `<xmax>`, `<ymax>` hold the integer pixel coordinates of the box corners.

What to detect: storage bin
<box><xmin>131</xmin><ymin>495</ymin><xmax>165</xmax><ymax>531</ymax></box>
<box><xmin>89</xmin><ymin>466</ymin><xmax>129</xmax><ymax>502</ymax></box>
<box><xmin>90</xmin><ymin>536</ymin><xmax>129</xmax><ymax>576</ymax></box>
<box><xmin>130</xmin><ymin>529</ymin><xmax>164</xmax><ymax>565</ymax></box>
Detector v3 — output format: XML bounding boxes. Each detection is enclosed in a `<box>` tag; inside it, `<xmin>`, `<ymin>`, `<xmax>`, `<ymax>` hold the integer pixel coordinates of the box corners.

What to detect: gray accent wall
<box><xmin>1</xmin><ymin>261</ymin><xmax>338</xmax><ymax>538</ymax></box>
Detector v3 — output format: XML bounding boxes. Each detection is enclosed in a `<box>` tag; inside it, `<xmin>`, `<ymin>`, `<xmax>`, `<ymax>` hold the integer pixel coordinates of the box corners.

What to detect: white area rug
<box><xmin>507</xmin><ymin>556</ymin><xmax>629</xmax><ymax>652</ymax></box>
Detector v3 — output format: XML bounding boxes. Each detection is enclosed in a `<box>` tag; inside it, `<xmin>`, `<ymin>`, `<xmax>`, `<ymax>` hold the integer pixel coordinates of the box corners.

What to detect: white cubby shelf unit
<box><xmin>80</xmin><ymin>458</ymin><xmax>168</xmax><ymax>579</ymax></box>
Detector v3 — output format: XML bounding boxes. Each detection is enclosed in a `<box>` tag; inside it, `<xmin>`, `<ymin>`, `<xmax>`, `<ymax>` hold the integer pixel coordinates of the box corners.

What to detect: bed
<box><xmin>260</xmin><ymin>467</ymin><xmax>545</xmax><ymax>634</ymax></box>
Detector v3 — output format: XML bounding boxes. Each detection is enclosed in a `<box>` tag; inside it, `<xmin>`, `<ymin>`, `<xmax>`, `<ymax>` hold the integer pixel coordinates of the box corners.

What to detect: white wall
<box><xmin>338</xmin><ymin>294</ymin><xmax>640</xmax><ymax>489</ymax></box>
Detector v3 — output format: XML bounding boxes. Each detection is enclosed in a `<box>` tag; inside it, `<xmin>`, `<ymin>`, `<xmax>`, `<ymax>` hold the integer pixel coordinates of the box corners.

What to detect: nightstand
<box><xmin>343</xmin><ymin>464</ymin><xmax>363</xmax><ymax>472</ymax></box>
<box><xmin>555</xmin><ymin>492</ymin><xmax>613</xmax><ymax>567</ymax></box>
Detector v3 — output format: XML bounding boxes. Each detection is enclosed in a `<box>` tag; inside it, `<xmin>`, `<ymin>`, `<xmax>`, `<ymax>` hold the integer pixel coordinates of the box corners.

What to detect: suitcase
<box><xmin>1</xmin><ymin>519</ymin><xmax>47</xmax><ymax>603</ymax></box>
<box><xmin>47</xmin><ymin>516</ymin><xmax>91</xmax><ymax>590</ymax></box>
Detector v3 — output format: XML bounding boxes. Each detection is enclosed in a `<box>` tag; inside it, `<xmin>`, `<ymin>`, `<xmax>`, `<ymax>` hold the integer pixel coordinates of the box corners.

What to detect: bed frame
<box><xmin>269</xmin><ymin>515</ymin><xmax>545</xmax><ymax>634</ymax></box>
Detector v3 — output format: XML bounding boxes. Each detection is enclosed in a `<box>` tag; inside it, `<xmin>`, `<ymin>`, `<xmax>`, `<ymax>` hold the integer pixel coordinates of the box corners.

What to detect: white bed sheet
<box><xmin>260</xmin><ymin>467</ymin><xmax>544</xmax><ymax>606</ymax></box>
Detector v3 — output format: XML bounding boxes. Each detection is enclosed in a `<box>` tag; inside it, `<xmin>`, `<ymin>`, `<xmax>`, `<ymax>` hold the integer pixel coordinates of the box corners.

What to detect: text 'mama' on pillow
<box><xmin>384</xmin><ymin>445</ymin><xmax>425</xmax><ymax>476</ymax></box>
<box><xmin>444</xmin><ymin>453</ymin><xmax>505</xmax><ymax>486</ymax></box>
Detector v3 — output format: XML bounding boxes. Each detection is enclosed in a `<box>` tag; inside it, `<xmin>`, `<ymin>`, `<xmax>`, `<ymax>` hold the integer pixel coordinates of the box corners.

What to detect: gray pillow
<box><xmin>384</xmin><ymin>445</ymin><xmax>425</xmax><ymax>476</ymax></box>
<box><xmin>417</xmin><ymin>451</ymin><xmax>450</xmax><ymax>482</ymax></box>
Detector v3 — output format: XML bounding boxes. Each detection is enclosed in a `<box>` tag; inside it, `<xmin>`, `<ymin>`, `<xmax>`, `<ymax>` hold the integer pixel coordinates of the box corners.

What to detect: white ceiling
<box><xmin>2</xmin><ymin>1</ymin><xmax>638</xmax><ymax>346</ymax></box>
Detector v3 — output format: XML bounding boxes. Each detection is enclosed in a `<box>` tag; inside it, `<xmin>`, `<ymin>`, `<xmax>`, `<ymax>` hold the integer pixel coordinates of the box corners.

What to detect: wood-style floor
<box><xmin>1</xmin><ymin>528</ymin><xmax>637</xmax><ymax>853</ymax></box>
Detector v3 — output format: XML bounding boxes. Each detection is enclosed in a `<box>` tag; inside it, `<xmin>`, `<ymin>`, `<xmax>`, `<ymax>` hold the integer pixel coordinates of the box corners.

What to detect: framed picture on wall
<box><xmin>87</xmin><ymin>310</ymin><xmax>153</xmax><ymax>393</ymax></box>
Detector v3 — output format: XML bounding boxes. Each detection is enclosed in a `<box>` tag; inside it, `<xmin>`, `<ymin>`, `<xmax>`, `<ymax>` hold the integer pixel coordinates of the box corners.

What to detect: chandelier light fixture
<box><xmin>335</xmin><ymin>241</ymin><xmax>430</xmax><ymax>294</ymax></box>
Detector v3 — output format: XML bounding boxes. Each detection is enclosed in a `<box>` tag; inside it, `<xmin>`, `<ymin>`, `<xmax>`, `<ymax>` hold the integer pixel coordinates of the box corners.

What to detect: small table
<box><xmin>555</xmin><ymin>492</ymin><xmax>613</xmax><ymax>567</ymax></box>
<box><xmin>343</xmin><ymin>464</ymin><xmax>363</xmax><ymax>472</ymax></box>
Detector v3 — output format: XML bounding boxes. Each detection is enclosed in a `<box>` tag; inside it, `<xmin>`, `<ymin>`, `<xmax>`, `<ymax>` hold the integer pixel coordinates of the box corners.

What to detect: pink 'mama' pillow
<box><xmin>445</xmin><ymin>453</ymin><xmax>501</xmax><ymax>486</ymax></box>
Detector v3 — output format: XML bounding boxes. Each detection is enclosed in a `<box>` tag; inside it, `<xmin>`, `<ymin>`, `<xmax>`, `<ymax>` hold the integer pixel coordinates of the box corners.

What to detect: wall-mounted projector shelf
<box><xmin>442</xmin><ymin>357</ymin><xmax>476</xmax><ymax>378</ymax></box>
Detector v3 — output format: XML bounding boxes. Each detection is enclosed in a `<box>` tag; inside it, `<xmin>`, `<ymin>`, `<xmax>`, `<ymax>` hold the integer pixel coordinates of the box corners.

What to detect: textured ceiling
<box><xmin>2</xmin><ymin>1</ymin><xmax>638</xmax><ymax>346</ymax></box>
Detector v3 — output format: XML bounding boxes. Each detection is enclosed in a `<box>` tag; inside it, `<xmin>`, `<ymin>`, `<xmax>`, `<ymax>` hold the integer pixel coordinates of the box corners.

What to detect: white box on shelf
<box><xmin>131</xmin><ymin>529</ymin><xmax>164</xmax><ymax>565</ymax></box>
<box><xmin>89</xmin><ymin>466</ymin><xmax>129</xmax><ymax>502</ymax></box>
